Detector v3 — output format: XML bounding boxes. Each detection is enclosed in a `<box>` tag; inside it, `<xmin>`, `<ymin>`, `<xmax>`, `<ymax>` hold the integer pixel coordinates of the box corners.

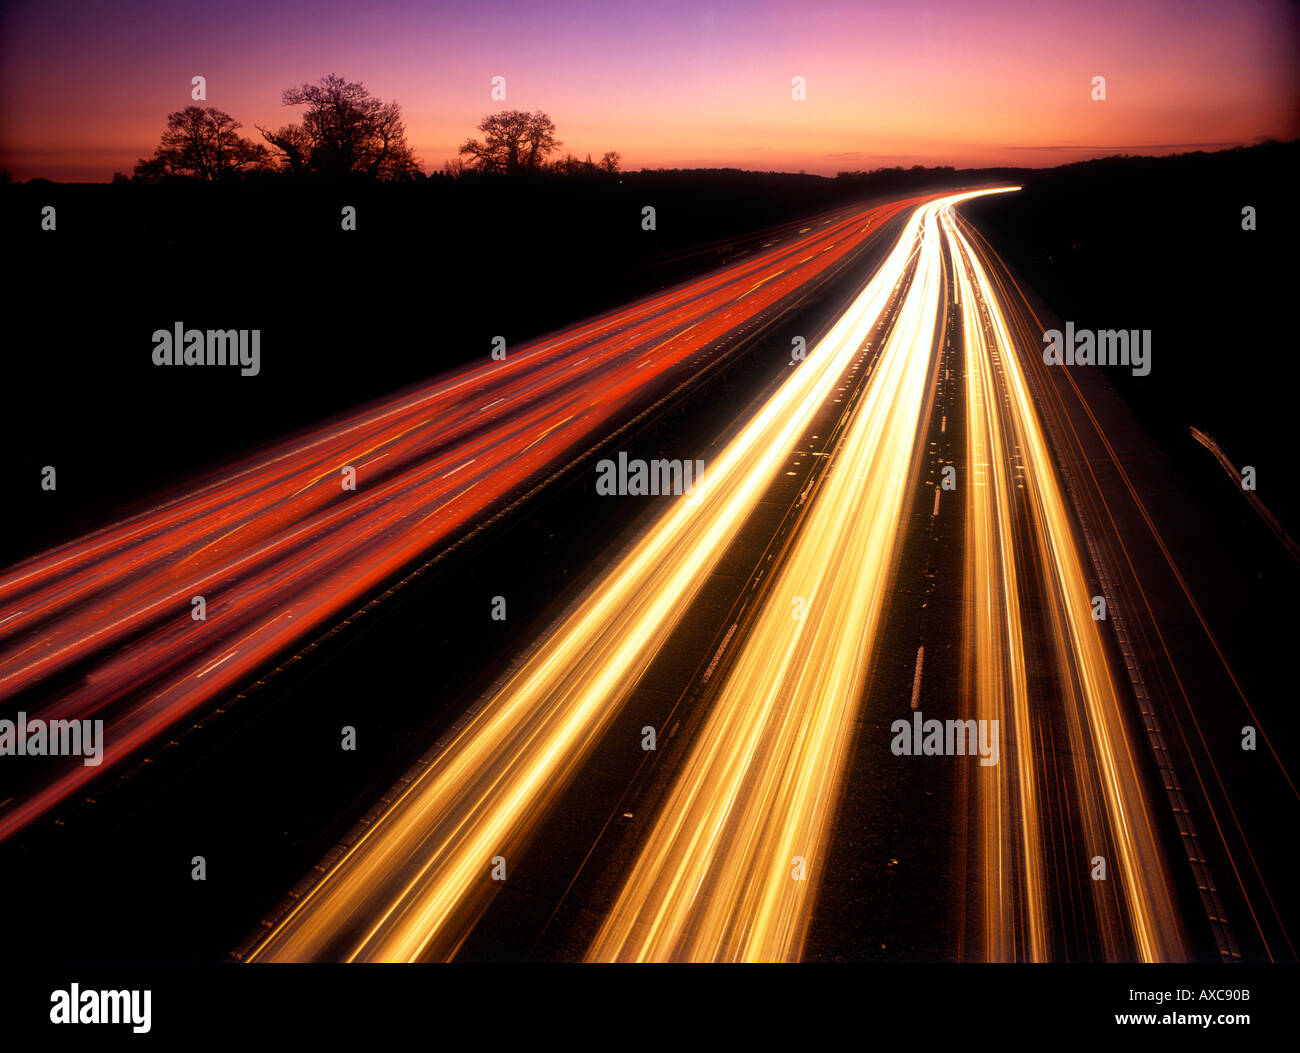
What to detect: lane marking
<box><xmin>441</xmin><ymin>459</ymin><xmax>477</xmax><ymax>480</ymax></box>
<box><xmin>910</xmin><ymin>646</ymin><xmax>925</xmax><ymax>710</ymax></box>
<box><xmin>702</xmin><ymin>622</ymin><xmax>739</xmax><ymax>685</ymax></box>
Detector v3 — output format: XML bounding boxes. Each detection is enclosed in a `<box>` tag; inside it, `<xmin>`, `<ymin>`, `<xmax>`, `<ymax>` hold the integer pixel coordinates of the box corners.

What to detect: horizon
<box><xmin>5</xmin><ymin>140</ymin><xmax>1293</xmax><ymax>186</ymax></box>
<box><xmin>2</xmin><ymin>0</ymin><xmax>1297</xmax><ymax>182</ymax></box>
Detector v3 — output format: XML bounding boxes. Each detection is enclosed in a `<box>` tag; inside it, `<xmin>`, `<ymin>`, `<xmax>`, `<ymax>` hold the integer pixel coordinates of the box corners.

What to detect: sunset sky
<box><xmin>1</xmin><ymin>0</ymin><xmax>1296</xmax><ymax>181</ymax></box>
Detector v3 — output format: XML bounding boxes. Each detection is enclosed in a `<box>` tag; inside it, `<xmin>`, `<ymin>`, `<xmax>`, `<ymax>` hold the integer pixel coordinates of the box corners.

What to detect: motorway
<box><xmin>955</xmin><ymin>218</ymin><xmax>1295</xmax><ymax>963</ymax></box>
<box><xmin>243</xmin><ymin>192</ymin><xmax>945</xmax><ymax>962</ymax></box>
<box><xmin>241</xmin><ymin>187</ymin><xmax>1296</xmax><ymax>963</ymax></box>
<box><xmin>0</xmin><ymin>193</ymin><xmax>929</xmax><ymax>844</ymax></box>
<box><xmin>2</xmin><ymin>183</ymin><xmax>1288</xmax><ymax>963</ymax></box>
<box><xmin>946</xmin><ymin>212</ymin><xmax>1183</xmax><ymax>962</ymax></box>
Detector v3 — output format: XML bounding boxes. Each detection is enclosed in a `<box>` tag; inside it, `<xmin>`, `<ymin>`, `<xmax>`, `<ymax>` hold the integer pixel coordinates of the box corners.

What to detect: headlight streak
<box><xmin>942</xmin><ymin>211</ymin><xmax>1185</xmax><ymax>963</ymax></box>
<box><xmin>587</xmin><ymin>192</ymin><xmax>1009</xmax><ymax>962</ymax></box>
<box><xmin>246</xmin><ymin>188</ymin><xmax>1184</xmax><ymax>964</ymax></box>
<box><xmin>245</xmin><ymin>197</ymin><xmax>946</xmax><ymax>963</ymax></box>
<box><xmin>948</xmin><ymin>209</ymin><xmax>1050</xmax><ymax>963</ymax></box>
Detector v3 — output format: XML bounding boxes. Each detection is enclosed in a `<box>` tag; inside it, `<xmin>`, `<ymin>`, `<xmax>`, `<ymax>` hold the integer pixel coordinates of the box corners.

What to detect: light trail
<box><xmin>587</xmin><ymin>192</ymin><xmax>1012</xmax><ymax>962</ymax></box>
<box><xmin>244</xmin><ymin>194</ymin><xmax>944</xmax><ymax>963</ymax></box>
<box><xmin>589</xmin><ymin>190</ymin><xmax>1184</xmax><ymax>964</ymax></box>
<box><xmin>968</xmin><ymin>218</ymin><xmax>1292</xmax><ymax>959</ymax></box>
<box><xmin>949</xmin><ymin>207</ymin><xmax>1049</xmax><ymax>962</ymax></box>
<box><xmin>942</xmin><ymin>209</ymin><xmax>1186</xmax><ymax>962</ymax></box>
<box><xmin>244</xmin><ymin>186</ymin><xmax>1183</xmax><ymax>964</ymax></box>
<box><xmin>0</xmin><ymin>195</ymin><xmax>932</xmax><ymax>843</ymax></box>
<box><xmin>977</xmin><ymin>231</ymin><xmax>1288</xmax><ymax>962</ymax></box>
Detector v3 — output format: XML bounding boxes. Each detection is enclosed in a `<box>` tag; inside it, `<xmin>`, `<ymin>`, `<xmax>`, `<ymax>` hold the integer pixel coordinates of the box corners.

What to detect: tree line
<box><xmin>129</xmin><ymin>74</ymin><xmax>619</xmax><ymax>182</ymax></box>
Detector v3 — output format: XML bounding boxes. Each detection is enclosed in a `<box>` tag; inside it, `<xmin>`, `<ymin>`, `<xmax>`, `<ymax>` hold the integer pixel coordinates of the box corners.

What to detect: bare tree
<box><xmin>134</xmin><ymin>106</ymin><xmax>269</xmax><ymax>181</ymax></box>
<box><xmin>258</xmin><ymin>123</ymin><xmax>312</xmax><ymax>174</ymax></box>
<box><xmin>600</xmin><ymin>150</ymin><xmax>621</xmax><ymax>175</ymax></box>
<box><xmin>459</xmin><ymin>110</ymin><xmax>561</xmax><ymax>174</ymax></box>
<box><xmin>258</xmin><ymin>74</ymin><xmax>418</xmax><ymax>179</ymax></box>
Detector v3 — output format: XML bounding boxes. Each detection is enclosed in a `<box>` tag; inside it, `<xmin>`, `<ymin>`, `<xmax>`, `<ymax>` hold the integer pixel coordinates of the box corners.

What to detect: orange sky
<box><xmin>1</xmin><ymin>0</ymin><xmax>1296</xmax><ymax>180</ymax></box>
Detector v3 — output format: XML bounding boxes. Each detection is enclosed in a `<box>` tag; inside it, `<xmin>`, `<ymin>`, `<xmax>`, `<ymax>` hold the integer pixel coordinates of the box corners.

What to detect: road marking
<box><xmin>910</xmin><ymin>646</ymin><xmax>925</xmax><ymax>710</ymax></box>
<box><xmin>441</xmin><ymin>459</ymin><xmax>477</xmax><ymax>479</ymax></box>
<box><xmin>196</xmin><ymin>650</ymin><xmax>238</xmax><ymax>679</ymax></box>
<box><xmin>932</xmin><ymin>487</ymin><xmax>941</xmax><ymax>516</ymax></box>
<box><xmin>702</xmin><ymin>622</ymin><xmax>739</xmax><ymax>685</ymax></box>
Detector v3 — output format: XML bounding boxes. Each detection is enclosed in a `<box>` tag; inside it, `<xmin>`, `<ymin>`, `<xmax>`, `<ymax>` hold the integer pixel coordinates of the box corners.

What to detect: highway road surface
<box><xmin>0</xmin><ymin>194</ymin><xmax>930</xmax><ymax>844</ymax></box>
<box><xmin>242</xmin><ymin>187</ymin><xmax>1295</xmax><ymax>962</ymax></box>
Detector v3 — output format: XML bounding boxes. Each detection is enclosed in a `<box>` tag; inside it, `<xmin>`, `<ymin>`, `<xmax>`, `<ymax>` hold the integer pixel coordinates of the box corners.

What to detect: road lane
<box><xmin>243</xmin><ymin>194</ymin><xmax>944</xmax><ymax>962</ymax></box>
<box><xmin>587</xmin><ymin>192</ymin><xmax>1007</xmax><ymax>962</ymax></box>
<box><xmin>0</xmin><ymin>195</ymin><xmax>932</xmax><ymax>844</ymax></box>
<box><xmin>942</xmin><ymin>209</ymin><xmax>1186</xmax><ymax>962</ymax></box>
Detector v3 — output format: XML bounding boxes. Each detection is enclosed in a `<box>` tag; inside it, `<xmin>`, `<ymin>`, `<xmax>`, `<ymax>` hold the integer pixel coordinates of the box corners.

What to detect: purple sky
<box><xmin>1</xmin><ymin>0</ymin><xmax>1296</xmax><ymax>180</ymax></box>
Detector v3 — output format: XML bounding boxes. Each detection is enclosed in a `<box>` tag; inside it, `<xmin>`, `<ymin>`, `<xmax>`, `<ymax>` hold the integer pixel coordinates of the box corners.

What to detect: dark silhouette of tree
<box><xmin>132</xmin><ymin>156</ymin><xmax>169</xmax><ymax>183</ymax></box>
<box><xmin>553</xmin><ymin>152</ymin><xmax>600</xmax><ymax>176</ymax></box>
<box><xmin>600</xmin><ymin>151</ymin><xmax>621</xmax><ymax>174</ymax></box>
<box><xmin>258</xmin><ymin>123</ymin><xmax>312</xmax><ymax>173</ymax></box>
<box><xmin>459</xmin><ymin>110</ymin><xmax>561</xmax><ymax>174</ymax></box>
<box><xmin>258</xmin><ymin>74</ymin><xmax>417</xmax><ymax>179</ymax></box>
<box><xmin>133</xmin><ymin>106</ymin><xmax>269</xmax><ymax>181</ymax></box>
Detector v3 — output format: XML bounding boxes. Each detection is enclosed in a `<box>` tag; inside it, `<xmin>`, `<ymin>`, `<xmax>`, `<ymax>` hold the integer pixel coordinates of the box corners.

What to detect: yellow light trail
<box><xmin>942</xmin><ymin>210</ymin><xmax>1186</xmax><ymax>962</ymax></box>
<box><xmin>245</xmin><ymin>196</ymin><xmax>943</xmax><ymax>963</ymax></box>
<box><xmin>590</xmin><ymin>192</ymin><xmax>1185</xmax><ymax>964</ymax></box>
<box><xmin>587</xmin><ymin>191</ymin><xmax>1016</xmax><ymax>963</ymax></box>
<box><xmin>949</xmin><ymin>208</ymin><xmax>1050</xmax><ymax>962</ymax></box>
